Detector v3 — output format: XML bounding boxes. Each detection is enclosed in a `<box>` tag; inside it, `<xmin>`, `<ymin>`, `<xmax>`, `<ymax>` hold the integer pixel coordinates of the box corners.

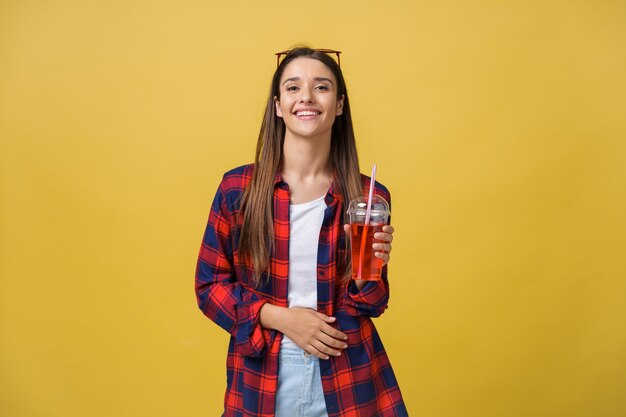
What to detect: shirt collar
<box><xmin>273</xmin><ymin>171</ymin><xmax>343</xmax><ymax>203</ymax></box>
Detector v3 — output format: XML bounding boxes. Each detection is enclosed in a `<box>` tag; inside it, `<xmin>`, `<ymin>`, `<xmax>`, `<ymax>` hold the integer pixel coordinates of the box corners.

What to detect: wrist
<box><xmin>259</xmin><ymin>303</ymin><xmax>283</xmax><ymax>331</ymax></box>
<box><xmin>353</xmin><ymin>279</ymin><xmax>367</xmax><ymax>291</ymax></box>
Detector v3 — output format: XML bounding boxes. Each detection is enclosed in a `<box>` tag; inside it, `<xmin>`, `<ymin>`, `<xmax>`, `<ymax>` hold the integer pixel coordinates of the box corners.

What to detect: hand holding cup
<box><xmin>344</xmin><ymin>224</ymin><xmax>394</xmax><ymax>266</ymax></box>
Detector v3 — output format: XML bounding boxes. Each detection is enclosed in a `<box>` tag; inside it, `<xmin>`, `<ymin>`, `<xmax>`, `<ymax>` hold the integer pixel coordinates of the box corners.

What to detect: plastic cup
<box><xmin>346</xmin><ymin>195</ymin><xmax>390</xmax><ymax>281</ymax></box>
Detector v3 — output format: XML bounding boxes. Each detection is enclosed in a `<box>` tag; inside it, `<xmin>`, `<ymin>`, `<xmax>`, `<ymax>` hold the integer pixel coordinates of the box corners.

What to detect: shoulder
<box><xmin>219</xmin><ymin>163</ymin><xmax>255</xmax><ymax>193</ymax></box>
<box><xmin>215</xmin><ymin>163</ymin><xmax>254</xmax><ymax>209</ymax></box>
<box><xmin>359</xmin><ymin>173</ymin><xmax>391</xmax><ymax>202</ymax></box>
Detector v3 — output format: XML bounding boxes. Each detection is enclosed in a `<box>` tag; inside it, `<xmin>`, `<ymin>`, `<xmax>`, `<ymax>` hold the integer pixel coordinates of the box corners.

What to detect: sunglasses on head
<box><xmin>275</xmin><ymin>48</ymin><xmax>342</xmax><ymax>68</ymax></box>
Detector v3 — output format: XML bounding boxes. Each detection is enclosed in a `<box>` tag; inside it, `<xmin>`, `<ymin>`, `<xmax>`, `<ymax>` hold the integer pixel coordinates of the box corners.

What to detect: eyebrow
<box><xmin>281</xmin><ymin>77</ymin><xmax>335</xmax><ymax>86</ymax></box>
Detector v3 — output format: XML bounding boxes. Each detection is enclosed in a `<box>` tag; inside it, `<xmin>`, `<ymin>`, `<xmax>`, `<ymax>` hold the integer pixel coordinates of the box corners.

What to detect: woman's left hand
<box><xmin>343</xmin><ymin>224</ymin><xmax>395</xmax><ymax>266</ymax></box>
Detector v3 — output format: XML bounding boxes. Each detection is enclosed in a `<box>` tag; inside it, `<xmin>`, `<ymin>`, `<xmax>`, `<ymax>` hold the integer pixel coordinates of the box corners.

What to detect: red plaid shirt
<box><xmin>195</xmin><ymin>164</ymin><xmax>408</xmax><ymax>416</ymax></box>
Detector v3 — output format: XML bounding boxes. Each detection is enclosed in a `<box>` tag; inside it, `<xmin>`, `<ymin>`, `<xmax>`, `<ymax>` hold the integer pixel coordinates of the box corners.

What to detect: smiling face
<box><xmin>274</xmin><ymin>57</ymin><xmax>344</xmax><ymax>140</ymax></box>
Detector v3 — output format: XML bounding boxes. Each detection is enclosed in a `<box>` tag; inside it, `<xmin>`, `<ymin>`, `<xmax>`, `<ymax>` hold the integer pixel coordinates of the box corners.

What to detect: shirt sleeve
<box><xmin>195</xmin><ymin>180</ymin><xmax>276</xmax><ymax>357</ymax></box>
<box><xmin>342</xmin><ymin>267</ymin><xmax>390</xmax><ymax>317</ymax></box>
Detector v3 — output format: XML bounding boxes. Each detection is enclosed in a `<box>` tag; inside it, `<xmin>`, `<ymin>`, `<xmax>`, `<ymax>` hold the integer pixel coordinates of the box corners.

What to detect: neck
<box><xmin>281</xmin><ymin>131</ymin><xmax>332</xmax><ymax>179</ymax></box>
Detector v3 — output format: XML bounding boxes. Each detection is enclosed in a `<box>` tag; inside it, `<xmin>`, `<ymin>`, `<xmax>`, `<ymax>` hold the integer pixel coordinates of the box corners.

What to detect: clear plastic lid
<box><xmin>346</xmin><ymin>195</ymin><xmax>390</xmax><ymax>225</ymax></box>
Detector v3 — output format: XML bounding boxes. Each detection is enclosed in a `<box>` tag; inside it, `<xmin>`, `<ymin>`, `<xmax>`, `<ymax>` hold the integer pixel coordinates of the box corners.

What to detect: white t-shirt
<box><xmin>281</xmin><ymin>194</ymin><xmax>327</xmax><ymax>349</ymax></box>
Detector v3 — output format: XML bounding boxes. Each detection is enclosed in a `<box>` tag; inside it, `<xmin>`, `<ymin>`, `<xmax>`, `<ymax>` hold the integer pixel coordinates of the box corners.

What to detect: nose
<box><xmin>299</xmin><ymin>85</ymin><xmax>314</xmax><ymax>102</ymax></box>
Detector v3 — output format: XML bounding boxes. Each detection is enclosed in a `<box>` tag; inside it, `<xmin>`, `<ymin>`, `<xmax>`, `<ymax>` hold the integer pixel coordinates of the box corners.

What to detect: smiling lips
<box><xmin>294</xmin><ymin>109</ymin><xmax>321</xmax><ymax>119</ymax></box>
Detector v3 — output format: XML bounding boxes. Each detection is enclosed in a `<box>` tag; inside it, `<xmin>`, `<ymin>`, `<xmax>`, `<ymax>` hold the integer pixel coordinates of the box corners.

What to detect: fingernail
<box><xmin>329</xmin><ymin>317</ymin><xmax>336</xmax><ymax>321</ymax></box>
<box><xmin>335</xmin><ymin>352</ymin><xmax>341</xmax><ymax>356</ymax></box>
<box><xmin>343</xmin><ymin>344</ymin><xmax>348</xmax><ymax>348</ymax></box>
<box><xmin>324</xmin><ymin>355</ymin><xmax>330</xmax><ymax>360</ymax></box>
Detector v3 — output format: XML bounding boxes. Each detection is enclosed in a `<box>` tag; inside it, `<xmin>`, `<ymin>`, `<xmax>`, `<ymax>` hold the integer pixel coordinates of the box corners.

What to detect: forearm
<box><xmin>353</xmin><ymin>279</ymin><xmax>367</xmax><ymax>291</ymax></box>
<box><xmin>259</xmin><ymin>303</ymin><xmax>286</xmax><ymax>332</ymax></box>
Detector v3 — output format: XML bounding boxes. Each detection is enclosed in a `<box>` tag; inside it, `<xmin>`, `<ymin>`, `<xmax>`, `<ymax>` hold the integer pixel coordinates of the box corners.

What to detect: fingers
<box><xmin>308</xmin><ymin>337</ymin><xmax>349</xmax><ymax>359</ymax></box>
<box><xmin>304</xmin><ymin>346</ymin><xmax>328</xmax><ymax>360</ymax></box>
<box><xmin>313</xmin><ymin>311</ymin><xmax>336</xmax><ymax>323</ymax></box>
<box><xmin>304</xmin><ymin>312</ymin><xmax>348</xmax><ymax>360</ymax></box>
<box><xmin>372</xmin><ymin>225</ymin><xmax>394</xmax><ymax>266</ymax></box>
<box><xmin>373</xmin><ymin>228</ymin><xmax>394</xmax><ymax>243</ymax></box>
<box><xmin>373</xmin><ymin>242</ymin><xmax>392</xmax><ymax>264</ymax></box>
<box><xmin>319</xmin><ymin>321</ymin><xmax>348</xmax><ymax>341</ymax></box>
<box><xmin>314</xmin><ymin>313</ymin><xmax>348</xmax><ymax>340</ymax></box>
<box><xmin>373</xmin><ymin>236</ymin><xmax>392</xmax><ymax>256</ymax></box>
<box><xmin>305</xmin><ymin>343</ymin><xmax>332</xmax><ymax>360</ymax></box>
<box><xmin>372</xmin><ymin>242</ymin><xmax>391</xmax><ymax>252</ymax></box>
<box><xmin>306</xmin><ymin>334</ymin><xmax>349</xmax><ymax>360</ymax></box>
<box><xmin>319</xmin><ymin>314</ymin><xmax>336</xmax><ymax>323</ymax></box>
<box><xmin>376</xmin><ymin>251</ymin><xmax>390</xmax><ymax>265</ymax></box>
<box><xmin>382</xmin><ymin>225</ymin><xmax>395</xmax><ymax>234</ymax></box>
<box><xmin>318</xmin><ymin>331</ymin><xmax>349</xmax><ymax>350</ymax></box>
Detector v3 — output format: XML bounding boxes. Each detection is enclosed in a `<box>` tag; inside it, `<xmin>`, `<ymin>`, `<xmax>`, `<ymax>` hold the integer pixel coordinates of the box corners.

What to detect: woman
<box><xmin>195</xmin><ymin>47</ymin><xmax>408</xmax><ymax>417</ymax></box>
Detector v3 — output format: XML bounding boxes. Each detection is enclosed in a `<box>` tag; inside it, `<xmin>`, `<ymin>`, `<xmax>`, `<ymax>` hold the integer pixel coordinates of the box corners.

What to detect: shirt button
<box><xmin>319</xmin><ymin>270</ymin><xmax>325</xmax><ymax>276</ymax></box>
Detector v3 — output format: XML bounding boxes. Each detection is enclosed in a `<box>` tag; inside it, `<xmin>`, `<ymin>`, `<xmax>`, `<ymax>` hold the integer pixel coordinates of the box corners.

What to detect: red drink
<box><xmin>350</xmin><ymin>223</ymin><xmax>384</xmax><ymax>281</ymax></box>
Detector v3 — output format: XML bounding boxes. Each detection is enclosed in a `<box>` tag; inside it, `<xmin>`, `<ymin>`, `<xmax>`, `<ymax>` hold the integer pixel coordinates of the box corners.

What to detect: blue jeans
<box><xmin>275</xmin><ymin>345</ymin><xmax>329</xmax><ymax>417</ymax></box>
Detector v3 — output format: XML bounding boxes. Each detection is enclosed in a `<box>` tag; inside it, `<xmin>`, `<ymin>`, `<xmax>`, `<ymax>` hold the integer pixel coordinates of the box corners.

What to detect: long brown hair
<box><xmin>239</xmin><ymin>47</ymin><xmax>362</xmax><ymax>287</ymax></box>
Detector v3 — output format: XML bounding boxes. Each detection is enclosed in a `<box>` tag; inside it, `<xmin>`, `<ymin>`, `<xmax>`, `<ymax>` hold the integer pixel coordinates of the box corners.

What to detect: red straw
<box><xmin>357</xmin><ymin>164</ymin><xmax>377</xmax><ymax>279</ymax></box>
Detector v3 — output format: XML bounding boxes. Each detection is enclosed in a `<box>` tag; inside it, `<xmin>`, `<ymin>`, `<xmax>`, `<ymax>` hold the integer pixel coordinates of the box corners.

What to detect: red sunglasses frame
<box><xmin>275</xmin><ymin>48</ymin><xmax>342</xmax><ymax>68</ymax></box>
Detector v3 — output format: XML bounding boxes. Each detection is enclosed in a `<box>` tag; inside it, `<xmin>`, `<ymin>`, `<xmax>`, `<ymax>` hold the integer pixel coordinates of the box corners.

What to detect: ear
<box><xmin>335</xmin><ymin>94</ymin><xmax>345</xmax><ymax>116</ymax></box>
<box><xmin>274</xmin><ymin>96</ymin><xmax>283</xmax><ymax>118</ymax></box>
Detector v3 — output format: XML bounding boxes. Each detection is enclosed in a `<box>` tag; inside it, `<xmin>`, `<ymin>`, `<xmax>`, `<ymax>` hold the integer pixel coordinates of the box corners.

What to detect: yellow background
<box><xmin>1</xmin><ymin>0</ymin><xmax>625</xmax><ymax>416</ymax></box>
